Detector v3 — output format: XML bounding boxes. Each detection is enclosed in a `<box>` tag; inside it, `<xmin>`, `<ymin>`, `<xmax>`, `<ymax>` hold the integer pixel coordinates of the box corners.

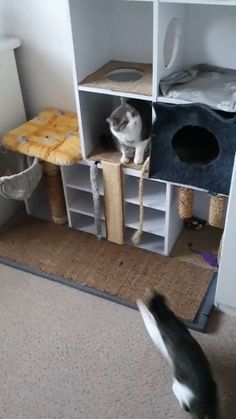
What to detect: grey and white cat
<box><xmin>137</xmin><ymin>290</ymin><xmax>218</xmax><ymax>419</ymax></box>
<box><xmin>106</xmin><ymin>99</ymin><xmax>152</xmax><ymax>165</ymax></box>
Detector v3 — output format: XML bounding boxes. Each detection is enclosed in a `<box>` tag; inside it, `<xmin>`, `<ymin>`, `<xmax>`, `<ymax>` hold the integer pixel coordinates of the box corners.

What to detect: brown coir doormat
<box><xmin>0</xmin><ymin>215</ymin><xmax>214</xmax><ymax>322</ymax></box>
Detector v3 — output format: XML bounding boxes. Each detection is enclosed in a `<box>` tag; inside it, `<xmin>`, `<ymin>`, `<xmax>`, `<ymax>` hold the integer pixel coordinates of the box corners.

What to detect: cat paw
<box><xmin>120</xmin><ymin>156</ymin><xmax>130</xmax><ymax>164</ymax></box>
<box><xmin>134</xmin><ymin>158</ymin><xmax>143</xmax><ymax>165</ymax></box>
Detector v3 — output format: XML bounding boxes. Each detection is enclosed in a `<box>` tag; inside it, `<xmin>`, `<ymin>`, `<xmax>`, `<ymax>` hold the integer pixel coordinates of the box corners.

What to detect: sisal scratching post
<box><xmin>41</xmin><ymin>161</ymin><xmax>67</xmax><ymax>224</ymax></box>
<box><xmin>179</xmin><ymin>187</ymin><xmax>194</xmax><ymax>219</ymax></box>
<box><xmin>102</xmin><ymin>160</ymin><xmax>124</xmax><ymax>245</ymax></box>
<box><xmin>209</xmin><ymin>195</ymin><xmax>225</xmax><ymax>228</ymax></box>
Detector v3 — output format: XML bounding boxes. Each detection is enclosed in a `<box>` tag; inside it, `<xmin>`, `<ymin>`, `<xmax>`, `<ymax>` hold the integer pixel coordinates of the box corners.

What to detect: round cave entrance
<box><xmin>172</xmin><ymin>125</ymin><xmax>220</xmax><ymax>165</ymax></box>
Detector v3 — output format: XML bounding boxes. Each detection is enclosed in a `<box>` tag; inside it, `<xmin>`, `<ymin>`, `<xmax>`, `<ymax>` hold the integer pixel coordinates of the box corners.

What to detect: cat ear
<box><xmin>106</xmin><ymin>116</ymin><xmax>117</xmax><ymax>125</ymax></box>
<box><xmin>108</xmin><ymin>116</ymin><xmax>120</xmax><ymax>126</ymax></box>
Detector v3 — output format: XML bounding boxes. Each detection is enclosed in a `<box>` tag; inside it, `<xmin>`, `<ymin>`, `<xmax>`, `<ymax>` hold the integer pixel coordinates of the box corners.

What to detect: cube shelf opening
<box><xmin>125</xmin><ymin>202</ymin><xmax>166</xmax><ymax>236</ymax></box>
<box><xmin>79</xmin><ymin>91</ymin><xmax>151</xmax><ymax>165</ymax></box>
<box><xmin>124</xmin><ymin>175</ymin><xmax>167</xmax><ymax>210</ymax></box>
<box><xmin>157</xmin><ymin>3</ymin><xmax>236</xmax><ymax>101</ymax></box>
<box><xmin>63</xmin><ymin>164</ymin><xmax>104</xmax><ymax>194</ymax></box>
<box><xmin>125</xmin><ymin>227</ymin><xmax>165</xmax><ymax>254</ymax></box>
<box><xmin>70</xmin><ymin>213</ymin><xmax>107</xmax><ymax>237</ymax></box>
<box><xmin>70</xmin><ymin>0</ymin><xmax>153</xmax><ymax>97</ymax></box>
<box><xmin>68</xmin><ymin>189</ymin><xmax>105</xmax><ymax>219</ymax></box>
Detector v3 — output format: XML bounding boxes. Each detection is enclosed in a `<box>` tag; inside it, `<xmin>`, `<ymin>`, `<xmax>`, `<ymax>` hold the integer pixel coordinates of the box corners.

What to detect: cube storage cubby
<box><xmin>157</xmin><ymin>2</ymin><xmax>236</xmax><ymax>102</ymax></box>
<box><xmin>70</xmin><ymin>0</ymin><xmax>154</xmax><ymax>99</ymax></box>
<box><xmin>79</xmin><ymin>92</ymin><xmax>153</xmax><ymax>162</ymax></box>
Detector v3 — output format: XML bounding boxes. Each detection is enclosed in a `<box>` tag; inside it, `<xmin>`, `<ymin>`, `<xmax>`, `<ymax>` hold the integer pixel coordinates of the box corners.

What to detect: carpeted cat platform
<box><xmin>0</xmin><ymin>215</ymin><xmax>217</xmax><ymax>329</ymax></box>
<box><xmin>89</xmin><ymin>146</ymin><xmax>142</xmax><ymax>170</ymax></box>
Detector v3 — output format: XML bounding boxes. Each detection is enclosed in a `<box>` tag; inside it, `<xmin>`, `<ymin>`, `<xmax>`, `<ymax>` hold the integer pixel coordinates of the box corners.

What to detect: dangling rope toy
<box><xmin>90</xmin><ymin>162</ymin><xmax>102</xmax><ymax>240</ymax></box>
<box><xmin>132</xmin><ymin>156</ymin><xmax>150</xmax><ymax>245</ymax></box>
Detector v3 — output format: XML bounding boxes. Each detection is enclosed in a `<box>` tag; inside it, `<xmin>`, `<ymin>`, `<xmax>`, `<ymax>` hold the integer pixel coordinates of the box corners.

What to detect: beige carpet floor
<box><xmin>0</xmin><ymin>264</ymin><xmax>235</xmax><ymax>419</ymax></box>
<box><xmin>0</xmin><ymin>215</ymin><xmax>218</xmax><ymax>322</ymax></box>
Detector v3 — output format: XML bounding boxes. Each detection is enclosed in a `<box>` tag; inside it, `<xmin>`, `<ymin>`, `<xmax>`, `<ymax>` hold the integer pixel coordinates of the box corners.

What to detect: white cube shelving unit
<box><xmin>60</xmin><ymin>0</ymin><xmax>236</xmax><ymax>255</ymax></box>
<box><xmin>61</xmin><ymin>160</ymin><xmax>181</xmax><ymax>255</ymax></box>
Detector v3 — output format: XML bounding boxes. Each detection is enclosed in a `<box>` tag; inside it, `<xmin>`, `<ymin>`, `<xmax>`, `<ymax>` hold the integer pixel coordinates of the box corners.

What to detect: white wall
<box><xmin>215</xmin><ymin>157</ymin><xmax>236</xmax><ymax>313</ymax></box>
<box><xmin>112</xmin><ymin>1</ymin><xmax>153</xmax><ymax>64</ymax></box>
<box><xmin>0</xmin><ymin>0</ymin><xmax>77</xmax><ymax>225</ymax></box>
<box><xmin>0</xmin><ymin>48</ymin><xmax>26</xmax><ymax>226</ymax></box>
<box><xmin>0</xmin><ymin>0</ymin><xmax>76</xmax><ymax>118</ymax></box>
<box><xmin>186</xmin><ymin>5</ymin><xmax>236</xmax><ymax>69</ymax></box>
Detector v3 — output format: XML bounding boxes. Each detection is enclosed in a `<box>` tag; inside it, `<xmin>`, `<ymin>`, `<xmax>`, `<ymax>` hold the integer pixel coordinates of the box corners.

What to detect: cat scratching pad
<box><xmin>81</xmin><ymin>60</ymin><xmax>152</xmax><ymax>97</ymax></box>
<box><xmin>2</xmin><ymin>108</ymin><xmax>82</xmax><ymax>224</ymax></box>
<box><xmin>102</xmin><ymin>160</ymin><xmax>124</xmax><ymax>245</ymax></box>
<box><xmin>150</xmin><ymin>103</ymin><xmax>236</xmax><ymax>195</ymax></box>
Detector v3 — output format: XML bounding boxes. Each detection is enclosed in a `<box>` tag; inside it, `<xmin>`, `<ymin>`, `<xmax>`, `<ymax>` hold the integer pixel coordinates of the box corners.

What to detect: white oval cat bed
<box><xmin>0</xmin><ymin>153</ymin><xmax>43</xmax><ymax>200</ymax></box>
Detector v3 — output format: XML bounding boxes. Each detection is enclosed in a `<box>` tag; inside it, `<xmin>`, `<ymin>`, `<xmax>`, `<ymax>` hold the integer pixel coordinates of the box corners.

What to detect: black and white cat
<box><xmin>106</xmin><ymin>99</ymin><xmax>152</xmax><ymax>165</ymax></box>
<box><xmin>137</xmin><ymin>290</ymin><xmax>218</xmax><ymax>419</ymax></box>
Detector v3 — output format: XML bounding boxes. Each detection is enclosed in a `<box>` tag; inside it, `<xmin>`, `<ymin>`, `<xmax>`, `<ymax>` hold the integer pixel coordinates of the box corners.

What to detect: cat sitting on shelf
<box><xmin>137</xmin><ymin>290</ymin><xmax>219</xmax><ymax>419</ymax></box>
<box><xmin>106</xmin><ymin>99</ymin><xmax>152</xmax><ymax>165</ymax></box>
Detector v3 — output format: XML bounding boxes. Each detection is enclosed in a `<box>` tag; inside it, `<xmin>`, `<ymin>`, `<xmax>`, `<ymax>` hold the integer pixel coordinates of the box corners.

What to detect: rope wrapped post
<box><xmin>208</xmin><ymin>194</ymin><xmax>225</xmax><ymax>228</ymax></box>
<box><xmin>41</xmin><ymin>161</ymin><xmax>67</xmax><ymax>224</ymax></box>
<box><xmin>178</xmin><ymin>187</ymin><xmax>194</xmax><ymax>219</ymax></box>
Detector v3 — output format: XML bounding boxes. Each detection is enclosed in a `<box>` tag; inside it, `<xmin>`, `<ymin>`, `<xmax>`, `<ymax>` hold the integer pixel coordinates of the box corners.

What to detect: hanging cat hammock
<box><xmin>0</xmin><ymin>150</ymin><xmax>43</xmax><ymax>200</ymax></box>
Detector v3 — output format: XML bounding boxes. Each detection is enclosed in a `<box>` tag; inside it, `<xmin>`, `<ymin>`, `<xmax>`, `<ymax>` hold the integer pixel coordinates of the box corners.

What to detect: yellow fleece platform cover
<box><xmin>2</xmin><ymin>108</ymin><xmax>82</xmax><ymax>165</ymax></box>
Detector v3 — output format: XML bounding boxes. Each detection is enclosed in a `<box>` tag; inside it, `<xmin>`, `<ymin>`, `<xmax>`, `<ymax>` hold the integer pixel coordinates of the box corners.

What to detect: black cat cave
<box><xmin>149</xmin><ymin>103</ymin><xmax>236</xmax><ymax>227</ymax></box>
